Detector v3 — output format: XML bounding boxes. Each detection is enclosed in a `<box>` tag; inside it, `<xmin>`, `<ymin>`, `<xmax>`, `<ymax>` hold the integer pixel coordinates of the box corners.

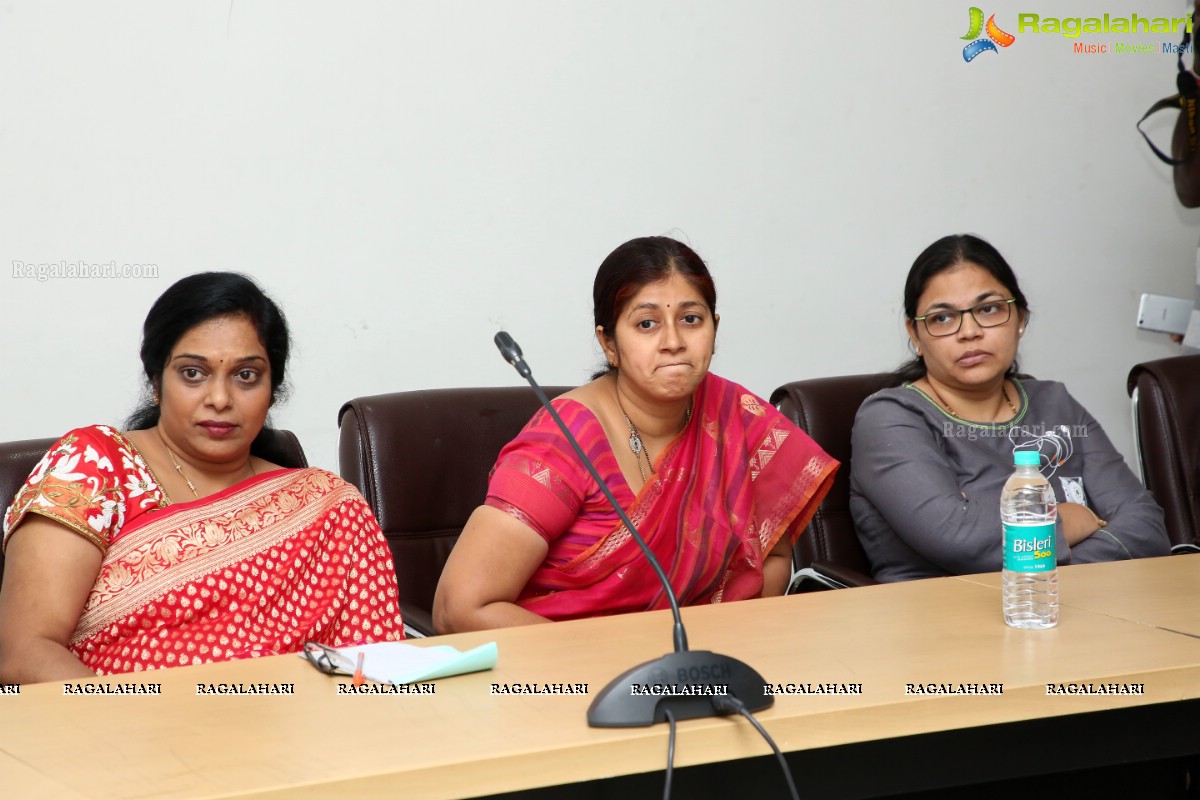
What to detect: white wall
<box><xmin>1</xmin><ymin>0</ymin><xmax>1195</xmax><ymax>473</ymax></box>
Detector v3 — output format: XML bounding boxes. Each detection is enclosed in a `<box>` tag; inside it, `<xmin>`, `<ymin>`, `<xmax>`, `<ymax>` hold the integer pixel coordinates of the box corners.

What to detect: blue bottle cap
<box><xmin>1013</xmin><ymin>451</ymin><xmax>1040</xmax><ymax>466</ymax></box>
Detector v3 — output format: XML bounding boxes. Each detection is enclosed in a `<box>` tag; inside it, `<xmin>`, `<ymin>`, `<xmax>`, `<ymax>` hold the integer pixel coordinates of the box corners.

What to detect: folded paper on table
<box><xmin>335</xmin><ymin>641</ymin><xmax>498</xmax><ymax>685</ymax></box>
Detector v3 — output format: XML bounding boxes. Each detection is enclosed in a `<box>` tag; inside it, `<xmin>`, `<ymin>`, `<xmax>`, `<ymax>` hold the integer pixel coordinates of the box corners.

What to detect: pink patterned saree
<box><xmin>485</xmin><ymin>373</ymin><xmax>838</xmax><ymax>621</ymax></box>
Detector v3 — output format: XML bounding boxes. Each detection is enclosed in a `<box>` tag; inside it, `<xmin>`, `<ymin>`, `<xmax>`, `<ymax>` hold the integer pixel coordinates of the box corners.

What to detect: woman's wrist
<box><xmin>1058</xmin><ymin>502</ymin><xmax>1103</xmax><ymax>545</ymax></box>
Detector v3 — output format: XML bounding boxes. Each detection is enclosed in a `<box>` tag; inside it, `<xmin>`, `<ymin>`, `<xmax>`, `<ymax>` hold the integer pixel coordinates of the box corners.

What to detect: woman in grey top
<box><xmin>850</xmin><ymin>235</ymin><xmax>1170</xmax><ymax>582</ymax></box>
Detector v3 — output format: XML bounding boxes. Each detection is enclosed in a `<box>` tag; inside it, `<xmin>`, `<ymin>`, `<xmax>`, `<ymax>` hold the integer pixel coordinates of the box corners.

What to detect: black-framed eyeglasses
<box><xmin>302</xmin><ymin>641</ymin><xmax>356</xmax><ymax>676</ymax></box>
<box><xmin>913</xmin><ymin>298</ymin><xmax>1016</xmax><ymax>337</ymax></box>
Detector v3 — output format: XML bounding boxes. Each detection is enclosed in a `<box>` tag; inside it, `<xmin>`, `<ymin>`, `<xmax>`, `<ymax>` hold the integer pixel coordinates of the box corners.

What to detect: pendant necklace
<box><xmin>159</xmin><ymin>430</ymin><xmax>200</xmax><ymax>498</ymax></box>
<box><xmin>157</xmin><ymin>429</ymin><xmax>255</xmax><ymax>500</ymax></box>
<box><xmin>616</xmin><ymin>395</ymin><xmax>692</xmax><ymax>484</ymax></box>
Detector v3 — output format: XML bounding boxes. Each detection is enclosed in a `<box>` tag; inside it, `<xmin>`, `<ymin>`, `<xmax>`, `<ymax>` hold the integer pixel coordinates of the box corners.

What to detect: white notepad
<box><xmin>305</xmin><ymin>641</ymin><xmax>498</xmax><ymax>685</ymax></box>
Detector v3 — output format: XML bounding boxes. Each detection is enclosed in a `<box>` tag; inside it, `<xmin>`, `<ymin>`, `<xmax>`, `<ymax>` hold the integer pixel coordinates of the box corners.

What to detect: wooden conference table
<box><xmin>2</xmin><ymin>556</ymin><xmax>1199</xmax><ymax>799</ymax></box>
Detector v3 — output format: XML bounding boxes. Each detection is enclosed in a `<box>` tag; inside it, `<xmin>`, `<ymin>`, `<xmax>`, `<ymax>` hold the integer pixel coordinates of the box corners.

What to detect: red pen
<box><xmin>353</xmin><ymin>652</ymin><xmax>365</xmax><ymax>688</ymax></box>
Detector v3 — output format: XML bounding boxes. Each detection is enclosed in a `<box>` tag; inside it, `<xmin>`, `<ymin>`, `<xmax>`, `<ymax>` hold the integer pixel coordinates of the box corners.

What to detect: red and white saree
<box><xmin>3</xmin><ymin>425</ymin><xmax>404</xmax><ymax>675</ymax></box>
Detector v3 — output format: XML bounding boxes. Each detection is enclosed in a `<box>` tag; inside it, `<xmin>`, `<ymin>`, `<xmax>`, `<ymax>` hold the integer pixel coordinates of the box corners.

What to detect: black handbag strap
<box><xmin>1138</xmin><ymin>25</ymin><xmax>1198</xmax><ymax>166</ymax></box>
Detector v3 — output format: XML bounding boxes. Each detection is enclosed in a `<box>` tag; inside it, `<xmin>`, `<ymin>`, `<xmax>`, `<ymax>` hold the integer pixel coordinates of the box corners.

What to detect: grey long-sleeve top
<box><xmin>849</xmin><ymin>379</ymin><xmax>1169</xmax><ymax>582</ymax></box>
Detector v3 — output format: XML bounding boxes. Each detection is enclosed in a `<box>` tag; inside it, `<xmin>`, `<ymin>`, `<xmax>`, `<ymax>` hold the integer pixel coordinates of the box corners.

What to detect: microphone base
<box><xmin>586</xmin><ymin>650</ymin><xmax>773</xmax><ymax>728</ymax></box>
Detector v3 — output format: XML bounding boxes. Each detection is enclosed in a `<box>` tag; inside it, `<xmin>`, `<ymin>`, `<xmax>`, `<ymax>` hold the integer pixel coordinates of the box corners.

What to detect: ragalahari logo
<box><xmin>962</xmin><ymin>7</ymin><xmax>1016</xmax><ymax>61</ymax></box>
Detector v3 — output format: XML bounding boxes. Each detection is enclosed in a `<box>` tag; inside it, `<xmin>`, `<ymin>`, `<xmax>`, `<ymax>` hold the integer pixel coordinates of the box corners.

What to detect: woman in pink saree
<box><xmin>0</xmin><ymin>273</ymin><xmax>403</xmax><ymax>682</ymax></box>
<box><xmin>434</xmin><ymin>237</ymin><xmax>837</xmax><ymax>631</ymax></box>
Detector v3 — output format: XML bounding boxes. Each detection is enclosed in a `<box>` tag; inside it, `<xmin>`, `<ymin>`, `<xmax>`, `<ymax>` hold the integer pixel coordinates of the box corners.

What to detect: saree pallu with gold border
<box><xmin>486</xmin><ymin>373</ymin><xmax>838</xmax><ymax>621</ymax></box>
<box><xmin>73</xmin><ymin>469</ymin><xmax>404</xmax><ymax>674</ymax></box>
<box><xmin>4</xmin><ymin>426</ymin><xmax>404</xmax><ymax>675</ymax></box>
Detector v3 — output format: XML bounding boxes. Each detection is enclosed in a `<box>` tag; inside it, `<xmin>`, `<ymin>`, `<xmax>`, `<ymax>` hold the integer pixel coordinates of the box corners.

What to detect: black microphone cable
<box><xmin>662</xmin><ymin>708</ymin><xmax>676</xmax><ymax>800</ymax></box>
<box><xmin>711</xmin><ymin>696</ymin><xmax>800</xmax><ymax>800</ymax></box>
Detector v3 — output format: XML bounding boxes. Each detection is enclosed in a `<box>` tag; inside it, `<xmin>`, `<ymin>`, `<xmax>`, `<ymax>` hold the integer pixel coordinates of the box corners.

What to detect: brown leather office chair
<box><xmin>251</xmin><ymin>429</ymin><xmax>309</xmax><ymax>471</ymax></box>
<box><xmin>0</xmin><ymin>437</ymin><xmax>59</xmax><ymax>589</ymax></box>
<box><xmin>0</xmin><ymin>430</ymin><xmax>307</xmax><ymax>590</ymax></box>
<box><xmin>1127</xmin><ymin>354</ymin><xmax>1200</xmax><ymax>554</ymax></box>
<box><xmin>337</xmin><ymin>386</ymin><xmax>571</xmax><ymax>636</ymax></box>
<box><xmin>770</xmin><ymin>373</ymin><xmax>893</xmax><ymax>590</ymax></box>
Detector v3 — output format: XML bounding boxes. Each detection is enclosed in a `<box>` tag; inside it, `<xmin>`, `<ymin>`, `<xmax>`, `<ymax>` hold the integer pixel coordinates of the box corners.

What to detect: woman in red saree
<box><xmin>0</xmin><ymin>273</ymin><xmax>403</xmax><ymax>682</ymax></box>
<box><xmin>434</xmin><ymin>237</ymin><xmax>837</xmax><ymax>631</ymax></box>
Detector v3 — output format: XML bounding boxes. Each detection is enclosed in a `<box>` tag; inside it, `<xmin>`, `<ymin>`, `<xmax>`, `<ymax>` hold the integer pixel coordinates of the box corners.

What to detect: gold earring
<box><xmin>153</xmin><ymin>390</ymin><xmax>160</xmax><ymax>405</ymax></box>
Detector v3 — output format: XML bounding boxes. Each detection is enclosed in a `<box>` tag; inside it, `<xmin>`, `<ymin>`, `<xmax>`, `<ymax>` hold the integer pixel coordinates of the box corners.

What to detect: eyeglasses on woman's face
<box><xmin>913</xmin><ymin>298</ymin><xmax>1016</xmax><ymax>337</ymax></box>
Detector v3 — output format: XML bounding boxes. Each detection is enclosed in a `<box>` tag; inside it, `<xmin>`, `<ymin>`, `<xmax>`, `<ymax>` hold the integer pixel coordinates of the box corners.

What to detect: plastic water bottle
<box><xmin>1000</xmin><ymin>450</ymin><xmax>1058</xmax><ymax>629</ymax></box>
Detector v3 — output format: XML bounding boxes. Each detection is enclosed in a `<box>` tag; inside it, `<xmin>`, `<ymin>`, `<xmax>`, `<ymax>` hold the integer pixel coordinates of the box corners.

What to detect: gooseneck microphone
<box><xmin>495</xmin><ymin>331</ymin><xmax>687</xmax><ymax>653</ymax></box>
<box><xmin>494</xmin><ymin>331</ymin><xmax>532</xmax><ymax>380</ymax></box>
<box><xmin>493</xmin><ymin>331</ymin><xmax>773</xmax><ymax>728</ymax></box>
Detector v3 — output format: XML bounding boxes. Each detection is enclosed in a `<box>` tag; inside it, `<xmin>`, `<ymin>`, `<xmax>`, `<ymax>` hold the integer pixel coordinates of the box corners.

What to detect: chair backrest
<box><xmin>0</xmin><ymin>430</ymin><xmax>307</xmax><ymax>590</ymax></box>
<box><xmin>0</xmin><ymin>438</ymin><xmax>60</xmax><ymax>588</ymax></box>
<box><xmin>337</xmin><ymin>386</ymin><xmax>571</xmax><ymax>635</ymax></box>
<box><xmin>770</xmin><ymin>373</ymin><xmax>893</xmax><ymax>578</ymax></box>
<box><xmin>1126</xmin><ymin>354</ymin><xmax>1200</xmax><ymax>551</ymax></box>
<box><xmin>255</xmin><ymin>429</ymin><xmax>309</xmax><ymax>470</ymax></box>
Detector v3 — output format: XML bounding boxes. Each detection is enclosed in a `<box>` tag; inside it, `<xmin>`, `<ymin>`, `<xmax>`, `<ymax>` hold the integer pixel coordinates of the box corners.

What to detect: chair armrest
<box><xmin>810</xmin><ymin>560</ymin><xmax>878</xmax><ymax>588</ymax></box>
<box><xmin>786</xmin><ymin>562</ymin><xmax>878</xmax><ymax>593</ymax></box>
<box><xmin>787</xmin><ymin>567</ymin><xmax>846</xmax><ymax>593</ymax></box>
<box><xmin>401</xmin><ymin>604</ymin><xmax>436</xmax><ymax>638</ymax></box>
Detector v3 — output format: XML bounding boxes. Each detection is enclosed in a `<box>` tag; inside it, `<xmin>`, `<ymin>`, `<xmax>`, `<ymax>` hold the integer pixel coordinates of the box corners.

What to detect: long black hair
<box><xmin>125</xmin><ymin>272</ymin><xmax>292</xmax><ymax>460</ymax></box>
<box><xmin>891</xmin><ymin>234</ymin><xmax>1030</xmax><ymax>386</ymax></box>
